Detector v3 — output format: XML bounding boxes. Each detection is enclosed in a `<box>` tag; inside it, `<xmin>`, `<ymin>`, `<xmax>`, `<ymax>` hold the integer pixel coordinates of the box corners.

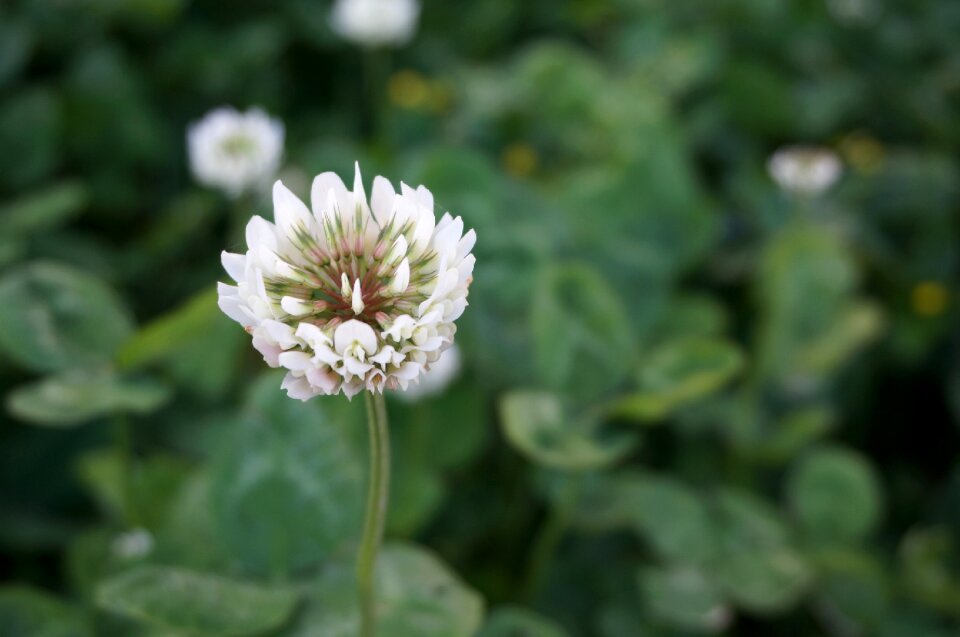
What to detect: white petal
<box><xmin>311</xmin><ymin>172</ymin><xmax>350</xmax><ymax>224</ymax></box>
<box><xmin>344</xmin><ymin>357</ymin><xmax>374</xmax><ymax>377</ymax></box>
<box><xmin>415</xmin><ymin>185</ymin><xmax>434</xmax><ymax>212</ymax></box>
<box><xmin>278</xmin><ymin>350</ymin><xmax>314</xmax><ymax>371</ymax></box>
<box><xmin>390</xmin><ymin>258</ymin><xmax>410</xmax><ymax>295</ymax></box>
<box><xmin>273</xmin><ymin>180</ymin><xmax>313</xmax><ymax>238</ymax></box>
<box><xmin>281</xmin><ymin>296</ymin><xmax>311</xmax><ymax>316</ymax></box>
<box><xmin>456</xmin><ymin>229</ymin><xmax>476</xmax><ymax>262</ymax></box>
<box><xmin>385</xmin><ymin>235</ymin><xmax>408</xmax><ymax>265</ymax></box>
<box><xmin>221</xmin><ymin>251</ymin><xmax>247</xmax><ymax>283</ymax></box>
<box><xmin>433</xmin><ymin>215</ymin><xmax>464</xmax><ymax>259</ymax></box>
<box><xmin>351</xmin><ymin>161</ymin><xmax>371</xmax><ymax>219</ymax></box>
<box><xmin>245</xmin><ymin>215</ymin><xmax>278</xmax><ymax>253</ymax></box>
<box><xmin>295</xmin><ymin>322</ymin><xmax>332</xmax><ymax>349</ymax></box>
<box><xmin>370</xmin><ymin>176</ymin><xmax>396</xmax><ymax>226</ymax></box>
<box><xmin>260</xmin><ymin>319</ymin><xmax>299</xmax><ymax>349</ymax></box>
<box><xmin>335</xmin><ymin>319</ymin><xmax>378</xmax><ymax>354</ymax></box>
<box><xmin>351</xmin><ymin>279</ymin><xmax>365</xmax><ymax>314</ymax></box>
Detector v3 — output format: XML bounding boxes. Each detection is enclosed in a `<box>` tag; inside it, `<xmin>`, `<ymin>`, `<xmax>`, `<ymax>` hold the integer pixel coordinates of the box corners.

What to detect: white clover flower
<box><xmin>111</xmin><ymin>528</ymin><xmax>154</xmax><ymax>560</ymax></box>
<box><xmin>188</xmin><ymin>107</ymin><xmax>284</xmax><ymax>198</ymax></box>
<box><xmin>767</xmin><ymin>146</ymin><xmax>843</xmax><ymax>196</ymax></box>
<box><xmin>331</xmin><ymin>0</ymin><xmax>420</xmax><ymax>47</ymax></box>
<box><xmin>396</xmin><ymin>343</ymin><xmax>461</xmax><ymax>402</ymax></box>
<box><xmin>218</xmin><ymin>163</ymin><xmax>476</xmax><ymax>400</ymax></box>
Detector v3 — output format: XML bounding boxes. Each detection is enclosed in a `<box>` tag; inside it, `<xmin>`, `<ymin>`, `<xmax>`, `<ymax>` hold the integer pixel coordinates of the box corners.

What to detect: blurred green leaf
<box><xmin>639</xmin><ymin>566</ymin><xmax>731</xmax><ymax>633</ymax></box>
<box><xmin>76</xmin><ymin>449</ymin><xmax>190</xmax><ymax>528</ymax></box>
<box><xmin>757</xmin><ymin>223</ymin><xmax>861</xmax><ymax>387</ymax></box>
<box><xmin>387</xmin><ymin>462</ymin><xmax>445</xmax><ymax>537</ymax></box>
<box><xmin>899</xmin><ymin>527</ymin><xmax>960</xmax><ymax>616</ymax></box>
<box><xmin>531</xmin><ymin>263</ymin><xmax>634</xmax><ymax>398</ymax></box>
<box><xmin>6</xmin><ymin>369</ymin><xmax>169</xmax><ymax>426</ymax></box>
<box><xmin>787</xmin><ymin>446</ymin><xmax>883</xmax><ymax>543</ymax></box>
<box><xmin>283</xmin><ymin>543</ymin><xmax>484</xmax><ymax>637</ymax></box>
<box><xmin>748</xmin><ymin>406</ymin><xmax>835</xmax><ymax>464</ymax></box>
<box><xmin>710</xmin><ymin>490</ymin><xmax>812</xmax><ymax>614</ymax></box>
<box><xmin>810</xmin><ymin>548</ymin><xmax>890</xmax><ymax>633</ymax></box>
<box><xmin>208</xmin><ymin>373</ymin><xmax>364</xmax><ymax>577</ymax></box>
<box><xmin>0</xmin><ymin>86</ymin><xmax>61</xmax><ymax>188</ymax></box>
<box><xmin>0</xmin><ymin>181</ymin><xmax>87</xmax><ymax>238</ymax></box>
<box><xmin>613</xmin><ymin>337</ymin><xmax>744</xmax><ymax>422</ymax></box>
<box><xmin>0</xmin><ymin>262</ymin><xmax>134</xmax><ymax>373</ymax></box>
<box><xmin>118</xmin><ymin>287</ymin><xmax>245</xmax><ymax>398</ymax></box>
<box><xmin>95</xmin><ymin>566</ymin><xmax>299</xmax><ymax>637</ymax></box>
<box><xmin>500</xmin><ymin>391</ymin><xmax>636</xmax><ymax>471</ymax></box>
<box><xmin>0</xmin><ymin>20</ymin><xmax>32</xmax><ymax>88</ymax></box>
<box><xmin>0</xmin><ymin>586</ymin><xmax>92</xmax><ymax>637</ymax></box>
<box><xmin>478</xmin><ymin>606</ymin><xmax>570</xmax><ymax>637</ymax></box>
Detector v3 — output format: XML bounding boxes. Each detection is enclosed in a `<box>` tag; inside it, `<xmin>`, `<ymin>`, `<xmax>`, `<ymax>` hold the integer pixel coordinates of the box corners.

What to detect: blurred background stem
<box><xmin>522</xmin><ymin>477</ymin><xmax>580</xmax><ymax>602</ymax></box>
<box><xmin>361</xmin><ymin>48</ymin><xmax>388</xmax><ymax>145</ymax></box>
<box><xmin>112</xmin><ymin>414</ymin><xmax>138</xmax><ymax>528</ymax></box>
<box><xmin>357</xmin><ymin>392</ymin><xmax>390</xmax><ymax>637</ymax></box>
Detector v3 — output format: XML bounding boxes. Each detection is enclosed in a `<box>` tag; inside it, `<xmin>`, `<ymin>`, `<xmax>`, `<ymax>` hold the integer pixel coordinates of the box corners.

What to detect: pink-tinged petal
<box><xmin>370</xmin><ymin>176</ymin><xmax>396</xmax><ymax>226</ymax></box>
<box><xmin>281</xmin><ymin>373</ymin><xmax>316</xmax><ymax>401</ymax></box>
<box><xmin>278</xmin><ymin>350</ymin><xmax>314</xmax><ymax>371</ymax></box>
<box><xmin>252</xmin><ymin>335</ymin><xmax>282</xmax><ymax>367</ymax></box>
<box><xmin>221</xmin><ymin>251</ymin><xmax>247</xmax><ymax>282</ymax></box>
<box><xmin>341</xmin><ymin>379</ymin><xmax>365</xmax><ymax>399</ymax></box>
<box><xmin>306</xmin><ymin>367</ymin><xmax>341</xmax><ymax>394</ymax></box>
<box><xmin>334</xmin><ymin>319</ymin><xmax>378</xmax><ymax>354</ymax></box>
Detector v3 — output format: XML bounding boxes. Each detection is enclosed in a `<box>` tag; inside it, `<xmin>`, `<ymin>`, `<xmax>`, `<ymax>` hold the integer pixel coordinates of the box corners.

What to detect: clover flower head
<box><xmin>767</xmin><ymin>145</ymin><xmax>843</xmax><ymax>196</ymax></box>
<box><xmin>218</xmin><ymin>163</ymin><xmax>476</xmax><ymax>400</ymax></box>
<box><xmin>188</xmin><ymin>107</ymin><xmax>284</xmax><ymax>198</ymax></box>
<box><xmin>331</xmin><ymin>0</ymin><xmax>420</xmax><ymax>48</ymax></box>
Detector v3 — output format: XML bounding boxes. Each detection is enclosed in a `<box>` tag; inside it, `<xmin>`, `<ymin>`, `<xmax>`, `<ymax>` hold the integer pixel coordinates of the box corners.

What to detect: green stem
<box><xmin>522</xmin><ymin>479</ymin><xmax>579</xmax><ymax>602</ymax></box>
<box><xmin>358</xmin><ymin>392</ymin><xmax>390</xmax><ymax>637</ymax></box>
<box><xmin>112</xmin><ymin>414</ymin><xmax>138</xmax><ymax>528</ymax></box>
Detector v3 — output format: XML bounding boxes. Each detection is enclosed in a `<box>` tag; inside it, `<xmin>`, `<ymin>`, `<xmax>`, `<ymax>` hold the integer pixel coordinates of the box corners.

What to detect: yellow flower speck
<box><xmin>502</xmin><ymin>143</ymin><xmax>539</xmax><ymax>178</ymax></box>
<box><xmin>911</xmin><ymin>281</ymin><xmax>949</xmax><ymax>317</ymax></box>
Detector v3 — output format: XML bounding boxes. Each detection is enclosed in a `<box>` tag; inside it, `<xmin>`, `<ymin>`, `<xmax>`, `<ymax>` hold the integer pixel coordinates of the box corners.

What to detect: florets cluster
<box><xmin>218</xmin><ymin>164</ymin><xmax>475</xmax><ymax>399</ymax></box>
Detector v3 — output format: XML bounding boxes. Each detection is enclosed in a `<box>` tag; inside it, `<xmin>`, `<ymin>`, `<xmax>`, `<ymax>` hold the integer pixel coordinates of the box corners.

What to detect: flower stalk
<box><xmin>357</xmin><ymin>391</ymin><xmax>391</xmax><ymax>637</ymax></box>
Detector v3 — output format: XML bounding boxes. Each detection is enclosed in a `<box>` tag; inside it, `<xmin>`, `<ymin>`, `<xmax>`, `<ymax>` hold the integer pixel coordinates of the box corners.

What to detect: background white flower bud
<box><xmin>330</xmin><ymin>0</ymin><xmax>420</xmax><ymax>48</ymax></box>
<box><xmin>396</xmin><ymin>344</ymin><xmax>462</xmax><ymax>402</ymax></box>
<box><xmin>767</xmin><ymin>145</ymin><xmax>843</xmax><ymax>196</ymax></box>
<box><xmin>187</xmin><ymin>107</ymin><xmax>284</xmax><ymax>198</ymax></box>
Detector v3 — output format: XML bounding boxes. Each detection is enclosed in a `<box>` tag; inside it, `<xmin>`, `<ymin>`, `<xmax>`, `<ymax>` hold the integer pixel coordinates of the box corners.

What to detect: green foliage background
<box><xmin>1</xmin><ymin>0</ymin><xmax>960</xmax><ymax>635</ymax></box>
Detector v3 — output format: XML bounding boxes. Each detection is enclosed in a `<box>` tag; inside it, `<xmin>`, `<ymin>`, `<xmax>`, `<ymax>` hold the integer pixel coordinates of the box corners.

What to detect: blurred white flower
<box><xmin>111</xmin><ymin>528</ymin><xmax>154</xmax><ymax>560</ymax></box>
<box><xmin>218</xmin><ymin>163</ymin><xmax>476</xmax><ymax>400</ymax></box>
<box><xmin>396</xmin><ymin>343</ymin><xmax>461</xmax><ymax>402</ymax></box>
<box><xmin>331</xmin><ymin>0</ymin><xmax>420</xmax><ymax>47</ymax></box>
<box><xmin>188</xmin><ymin>107</ymin><xmax>284</xmax><ymax>198</ymax></box>
<box><xmin>767</xmin><ymin>146</ymin><xmax>843</xmax><ymax>196</ymax></box>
